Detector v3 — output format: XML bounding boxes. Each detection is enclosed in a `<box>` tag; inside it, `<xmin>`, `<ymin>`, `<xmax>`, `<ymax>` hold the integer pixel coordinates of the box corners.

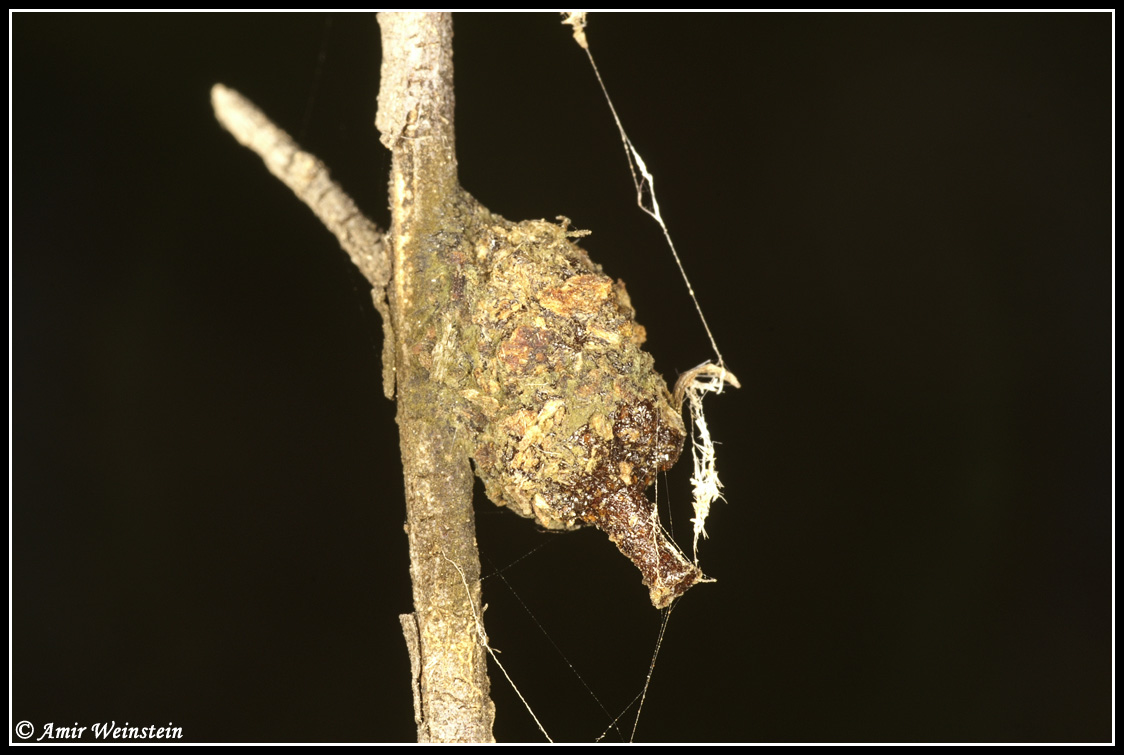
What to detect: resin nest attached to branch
<box><xmin>462</xmin><ymin>216</ymin><xmax>702</xmax><ymax>608</ymax></box>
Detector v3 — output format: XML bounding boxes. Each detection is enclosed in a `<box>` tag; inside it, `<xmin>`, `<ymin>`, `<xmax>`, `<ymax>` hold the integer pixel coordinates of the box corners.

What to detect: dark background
<box><xmin>14</xmin><ymin>12</ymin><xmax>1110</xmax><ymax>743</ymax></box>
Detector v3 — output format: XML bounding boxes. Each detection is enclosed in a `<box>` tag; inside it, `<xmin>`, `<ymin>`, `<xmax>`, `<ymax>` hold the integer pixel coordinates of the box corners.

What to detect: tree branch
<box><xmin>376</xmin><ymin>12</ymin><xmax>495</xmax><ymax>743</ymax></box>
<box><xmin>210</xmin><ymin>84</ymin><xmax>397</xmax><ymax>399</ymax></box>
<box><xmin>211</xmin><ymin>84</ymin><xmax>388</xmax><ymax>292</ymax></box>
<box><xmin>213</xmin><ymin>14</ymin><xmax>494</xmax><ymax>740</ymax></box>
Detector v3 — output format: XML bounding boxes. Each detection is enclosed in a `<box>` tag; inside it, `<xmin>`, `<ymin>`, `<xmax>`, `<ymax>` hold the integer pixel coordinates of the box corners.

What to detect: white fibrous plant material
<box><xmin>676</xmin><ymin>363</ymin><xmax>741</xmax><ymax>564</ymax></box>
<box><xmin>563</xmin><ymin>12</ymin><xmax>741</xmax><ymax>569</ymax></box>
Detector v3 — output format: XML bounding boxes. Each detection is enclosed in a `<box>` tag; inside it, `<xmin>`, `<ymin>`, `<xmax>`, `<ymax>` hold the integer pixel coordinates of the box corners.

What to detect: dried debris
<box><xmin>446</xmin><ymin>214</ymin><xmax>702</xmax><ymax>608</ymax></box>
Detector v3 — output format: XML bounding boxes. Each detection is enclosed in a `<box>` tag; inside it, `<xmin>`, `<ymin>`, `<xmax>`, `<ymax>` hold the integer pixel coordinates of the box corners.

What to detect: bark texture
<box><xmin>377</xmin><ymin>12</ymin><xmax>495</xmax><ymax>743</ymax></box>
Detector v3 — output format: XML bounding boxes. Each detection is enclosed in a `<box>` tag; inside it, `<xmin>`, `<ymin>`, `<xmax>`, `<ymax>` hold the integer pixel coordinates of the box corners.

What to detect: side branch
<box><xmin>211</xmin><ymin>84</ymin><xmax>390</xmax><ymax>293</ymax></box>
<box><xmin>212</xmin><ymin>84</ymin><xmax>396</xmax><ymax>397</ymax></box>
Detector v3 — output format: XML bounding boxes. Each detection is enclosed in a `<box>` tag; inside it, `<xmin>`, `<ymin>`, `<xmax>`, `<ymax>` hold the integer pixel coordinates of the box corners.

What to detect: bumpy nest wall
<box><xmin>454</xmin><ymin>215</ymin><xmax>702</xmax><ymax>608</ymax></box>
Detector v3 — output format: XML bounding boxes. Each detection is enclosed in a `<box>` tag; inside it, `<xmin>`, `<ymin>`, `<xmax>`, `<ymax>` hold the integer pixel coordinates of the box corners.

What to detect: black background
<box><xmin>14</xmin><ymin>12</ymin><xmax>1110</xmax><ymax>743</ymax></box>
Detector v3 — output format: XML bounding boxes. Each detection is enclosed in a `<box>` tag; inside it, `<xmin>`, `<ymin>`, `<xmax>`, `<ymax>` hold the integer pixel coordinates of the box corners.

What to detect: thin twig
<box><xmin>212</xmin><ymin>83</ymin><xmax>396</xmax><ymax>397</ymax></box>
<box><xmin>211</xmin><ymin>84</ymin><xmax>389</xmax><ymax>293</ymax></box>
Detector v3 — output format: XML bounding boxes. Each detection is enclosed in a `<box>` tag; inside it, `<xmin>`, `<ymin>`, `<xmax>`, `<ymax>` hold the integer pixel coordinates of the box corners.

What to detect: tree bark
<box><xmin>214</xmin><ymin>12</ymin><xmax>496</xmax><ymax>741</ymax></box>
<box><xmin>376</xmin><ymin>12</ymin><xmax>495</xmax><ymax>743</ymax></box>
